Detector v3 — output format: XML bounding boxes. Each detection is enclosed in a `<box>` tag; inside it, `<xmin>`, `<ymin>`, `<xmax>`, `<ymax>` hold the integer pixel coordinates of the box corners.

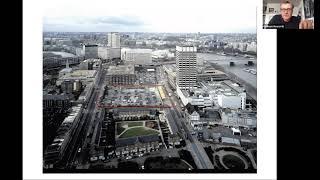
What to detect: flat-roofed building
<box><xmin>121</xmin><ymin>48</ymin><xmax>152</xmax><ymax>65</ymax></box>
<box><xmin>56</xmin><ymin>70</ymin><xmax>97</xmax><ymax>86</ymax></box>
<box><xmin>197</xmin><ymin>68</ymin><xmax>229</xmax><ymax>82</ymax></box>
<box><xmin>106</xmin><ymin>65</ymin><xmax>136</xmax><ymax>85</ymax></box>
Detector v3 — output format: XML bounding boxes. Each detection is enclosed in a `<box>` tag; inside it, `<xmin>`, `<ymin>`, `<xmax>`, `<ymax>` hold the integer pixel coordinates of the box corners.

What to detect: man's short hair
<box><xmin>281</xmin><ymin>0</ymin><xmax>294</xmax><ymax>9</ymax></box>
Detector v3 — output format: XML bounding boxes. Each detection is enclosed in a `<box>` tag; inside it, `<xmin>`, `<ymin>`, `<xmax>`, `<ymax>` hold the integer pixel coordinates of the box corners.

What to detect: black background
<box><xmin>277</xmin><ymin>1</ymin><xmax>319</xmax><ymax>177</ymax></box>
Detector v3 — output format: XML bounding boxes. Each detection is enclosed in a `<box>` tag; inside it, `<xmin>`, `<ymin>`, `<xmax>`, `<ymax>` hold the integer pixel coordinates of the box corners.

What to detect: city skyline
<box><xmin>43</xmin><ymin>0</ymin><xmax>257</xmax><ymax>33</ymax></box>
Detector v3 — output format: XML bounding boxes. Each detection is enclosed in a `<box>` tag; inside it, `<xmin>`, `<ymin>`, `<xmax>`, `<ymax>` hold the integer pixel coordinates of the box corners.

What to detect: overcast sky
<box><xmin>43</xmin><ymin>0</ymin><xmax>257</xmax><ymax>33</ymax></box>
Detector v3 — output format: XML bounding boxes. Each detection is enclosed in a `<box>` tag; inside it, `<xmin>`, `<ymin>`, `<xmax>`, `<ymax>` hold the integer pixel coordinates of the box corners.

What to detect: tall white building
<box><xmin>107</xmin><ymin>32</ymin><xmax>120</xmax><ymax>48</ymax></box>
<box><xmin>176</xmin><ymin>46</ymin><xmax>197</xmax><ymax>89</ymax></box>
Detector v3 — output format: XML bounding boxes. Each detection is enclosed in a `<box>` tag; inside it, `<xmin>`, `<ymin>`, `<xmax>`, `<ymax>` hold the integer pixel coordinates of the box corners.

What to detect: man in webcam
<box><xmin>268</xmin><ymin>0</ymin><xmax>313</xmax><ymax>29</ymax></box>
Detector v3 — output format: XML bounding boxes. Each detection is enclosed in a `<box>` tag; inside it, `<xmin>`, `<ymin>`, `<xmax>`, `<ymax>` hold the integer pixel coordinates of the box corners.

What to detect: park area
<box><xmin>116</xmin><ymin>121</ymin><xmax>159</xmax><ymax>138</ymax></box>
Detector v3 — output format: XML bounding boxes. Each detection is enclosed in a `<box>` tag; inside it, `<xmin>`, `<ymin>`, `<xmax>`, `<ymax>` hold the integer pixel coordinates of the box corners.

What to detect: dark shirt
<box><xmin>267</xmin><ymin>15</ymin><xmax>301</xmax><ymax>29</ymax></box>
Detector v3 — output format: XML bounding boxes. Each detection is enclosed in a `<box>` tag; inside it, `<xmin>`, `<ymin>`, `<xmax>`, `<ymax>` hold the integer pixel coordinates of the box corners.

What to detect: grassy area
<box><xmin>116</xmin><ymin>123</ymin><xmax>126</xmax><ymax>135</ymax></box>
<box><xmin>127</xmin><ymin>121</ymin><xmax>143</xmax><ymax>127</ymax></box>
<box><xmin>119</xmin><ymin>127</ymin><xmax>158</xmax><ymax>138</ymax></box>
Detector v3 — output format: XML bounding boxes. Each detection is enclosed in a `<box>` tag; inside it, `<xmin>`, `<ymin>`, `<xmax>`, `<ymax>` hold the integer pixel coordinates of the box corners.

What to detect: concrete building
<box><xmin>106</xmin><ymin>65</ymin><xmax>136</xmax><ymax>85</ymax></box>
<box><xmin>113</xmin><ymin>134</ymin><xmax>161</xmax><ymax>158</ymax></box>
<box><xmin>84</xmin><ymin>44</ymin><xmax>98</xmax><ymax>59</ymax></box>
<box><xmin>43</xmin><ymin>56</ymin><xmax>82</xmax><ymax>70</ymax></box>
<box><xmin>152</xmin><ymin>49</ymin><xmax>174</xmax><ymax>59</ymax></box>
<box><xmin>184</xmin><ymin>106</ymin><xmax>221</xmax><ymax>129</ymax></box>
<box><xmin>43</xmin><ymin>94</ymin><xmax>71</xmax><ymax>109</ymax></box>
<box><xmin>98</xmin><ymin>47</ymin><xmax>108</xmax><ymax>59</ymax></box>
<box><xmin>107</xmin><ymin>32</ymin><xmax>120</xmax><ymax>48</ymax></box>
<box><xmin>163</xmin><ymin>65</ymin><xmax>177</xmax><ymax>90</ymax></box>
<box><xmin>217</xmin><ymin>92</ymin><xmax>246</xmax><ymax>110</ymax></box>
<box><xmin>197</xmin><ymin>68</ymin><xmax>229</xmax><ymax>82</ymax></box>
<box><xmin>56</xmin><ymin>70</ymin><xmax>97</xmax><ymax>87</ymax></box>
<box><xmin>107</xmin><ymin>48</ymin><xmax>121</xmax><ymax>59</ymax></box>
<box><xmin>61</xmin><ymin>80</ymin><xmax>74</xmax><ymax>94</ymax></box>
<box><xmin>77</xmin><ymin>82</ymin><xmax>94</xmax><ymax>104</ymax></box>
<box><xmin>246</xmin><ymin>42</ymin><xmax>257</xmax><ymax>53</ymax></box>
<box><xmin>187</xmin><ymin>111</ymin><xmax>202</xmax><ymax>128</ymax></box>
<box><xmin>221</xmin><ymin>109</ymin><xmax>257</xmax><ymax>128</ymax></box>
<box><xmin>200</xmin><ymin>81</ymin><xmax>247</xmax><ymax>109</ymax></box>
<box><xmin>112</xmin><ymin>108</ymin><xmax>157</xmax><ymax>121</ymax></box>
<box><xmin>177</xmin><ymin>88</ymin><xmax>213</xmax><ymax>107</ymax></box>
<box><xmin>79</xmin><ymin>59</ymin><xmax>101</xmax><ymax>70</ymax></box>
<box><xmin>98</xmin><ymin>47</ymin><xmax>121</xmax><ymax>60</ymax></box>
<box><xmin>176</xmin><ymin>46</ymin><xmax>197</xmax><ymax>89</ymax></box>
<box><xmin>121</xmin><ymin>48</ymin><xmax>152</xmax><ymax>65</ymax></box>
<box><xmin>73</xmin><ymin>80</ymin><xmax>82</xmax><ymax>92</ymax></box>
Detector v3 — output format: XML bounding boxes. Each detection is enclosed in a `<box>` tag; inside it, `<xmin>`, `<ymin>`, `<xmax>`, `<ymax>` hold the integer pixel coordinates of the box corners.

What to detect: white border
<box><xmin>23</xmin><ymin>0</ymin><xmax>277</xmax><ymax>179</ymax></box>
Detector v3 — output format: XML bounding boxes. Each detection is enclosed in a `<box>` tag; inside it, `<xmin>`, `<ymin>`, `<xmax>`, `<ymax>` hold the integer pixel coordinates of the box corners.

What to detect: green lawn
<box><xmin>116</xmin><ymin>123</ymin><xmax>126</xmax><ymax>135</ymax></box>
<box><xmin>127</xmin><ymin>121</ymin><xmax>143</xmax><ymax>127</ymax></box>
<box><xmin>119</xmin><ymin>127</ymin><xmax>159</xmax><ymax>138</ymax></box>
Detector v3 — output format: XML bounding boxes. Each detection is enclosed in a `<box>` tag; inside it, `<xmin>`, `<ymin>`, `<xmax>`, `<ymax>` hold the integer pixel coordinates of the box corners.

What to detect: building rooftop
<box><xmin>180</xmin><ymin>88</ymin><xmax>210</xmax><ymax>98</ymax></box>
<box><xmin>200</xmin><ymin>68</ymin><xmax>226</xmax><ymax>75</ymax></box>
<box><xmin>176</xmin><ymin>46</ymin><xmax>197</xmax><ymax>52</ymax></box>
<box><xmin>222</xmin><ymin>80</ymin><xmax>246</xmax><ymax>93</ymax></box>
<box><xmin>107</xmin><ymin>65</ymin><xmax>135</xmax><ymax>75</ymax></box>
<box><xmin>200</xmin><ymin>80</ymin><xmax>245</xmax><ymax>97</ymax></box>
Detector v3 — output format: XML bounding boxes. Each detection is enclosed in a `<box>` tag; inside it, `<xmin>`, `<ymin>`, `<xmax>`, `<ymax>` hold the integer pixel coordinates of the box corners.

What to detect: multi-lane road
<box><xmin>59</xmin><ymin>65</ymin><xmax>107</xmax><ymax>169</ymax></box>
<box><xmin>159</xmin><ymin>65</ymin><xmax>214</xmax><ymax>169</ymax></box>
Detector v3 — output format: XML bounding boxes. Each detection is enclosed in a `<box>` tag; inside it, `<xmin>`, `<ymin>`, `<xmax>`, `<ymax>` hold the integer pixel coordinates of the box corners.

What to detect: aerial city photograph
<box><xmin>42</xmin><ymin>0</ymin><xmax>257</xmax><ymax>173</ymax></box>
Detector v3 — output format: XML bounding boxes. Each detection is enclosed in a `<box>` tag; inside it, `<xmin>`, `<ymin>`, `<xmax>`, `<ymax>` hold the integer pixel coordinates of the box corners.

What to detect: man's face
<box><xmin>280</xmin><ymin>3</ymin><xmax>293</xmax><ymax>22</ymax></box>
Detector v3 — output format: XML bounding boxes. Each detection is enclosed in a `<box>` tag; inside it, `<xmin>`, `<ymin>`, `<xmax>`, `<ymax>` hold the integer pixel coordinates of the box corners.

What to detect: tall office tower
<box><xmin>176</xmin><ymin>46</ymin><xmax>197</xmax><ymax>89</ymax></box>
<box><xmin>107</xmin><ymin>32</ymin><xmax>120</xmax><ymax>48</ymax></box>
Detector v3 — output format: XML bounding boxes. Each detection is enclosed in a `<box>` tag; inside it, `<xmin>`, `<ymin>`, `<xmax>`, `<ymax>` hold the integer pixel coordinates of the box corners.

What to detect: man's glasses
<box><xmin>280</xmin><ymin>8</ymin><xmax>293</xmax><ymax>12</ymax></box>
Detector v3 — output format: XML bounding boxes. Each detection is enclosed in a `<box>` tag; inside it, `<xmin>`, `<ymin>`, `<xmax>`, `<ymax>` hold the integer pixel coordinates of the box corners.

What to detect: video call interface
<box><xmin>263</xmin><ymin>0</ymin><xmax>315</xmax><ymax>29</ymax></box>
